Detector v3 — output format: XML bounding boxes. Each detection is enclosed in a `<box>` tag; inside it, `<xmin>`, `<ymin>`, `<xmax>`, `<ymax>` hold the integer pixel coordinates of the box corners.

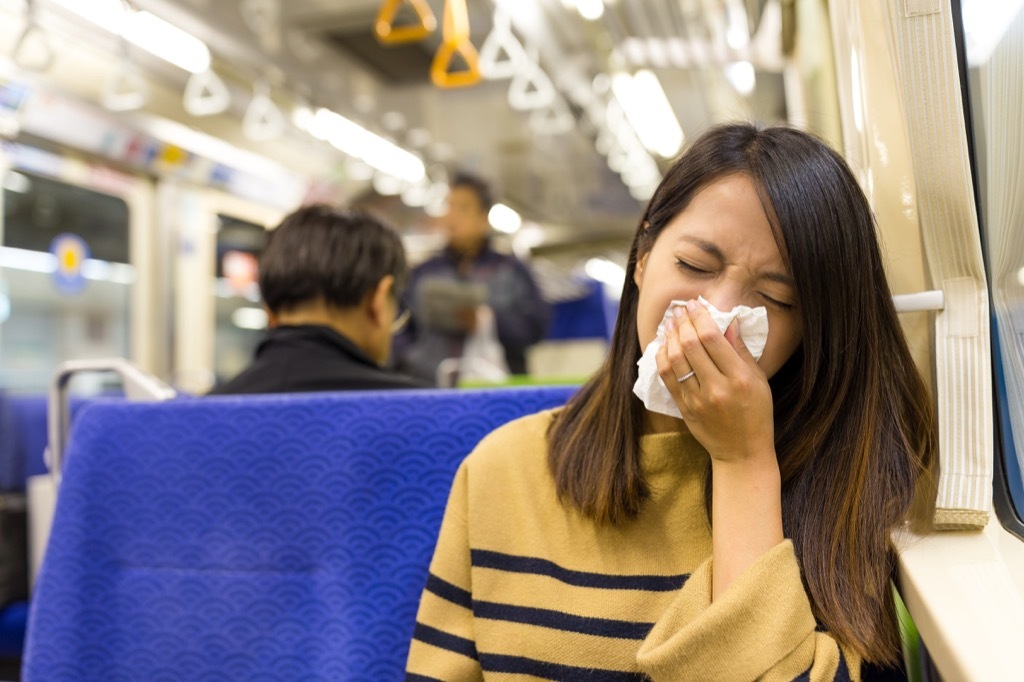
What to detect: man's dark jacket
<box><xmin>209</xmin><ymin>325</ymin><xmax>428</xmax><ymax>395</ymax></box>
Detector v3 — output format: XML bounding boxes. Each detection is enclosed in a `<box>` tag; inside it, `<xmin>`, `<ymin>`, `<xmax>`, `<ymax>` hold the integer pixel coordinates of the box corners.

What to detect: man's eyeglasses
<box><xmin>391</xmin><ymin>306</ymin><xmax>412</xmax><ymax>333</ymax></box>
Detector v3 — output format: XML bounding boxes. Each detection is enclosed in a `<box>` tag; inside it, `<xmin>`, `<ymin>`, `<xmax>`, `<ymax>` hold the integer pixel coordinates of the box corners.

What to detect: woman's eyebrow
<box><xmin>679</xmin><ymin>236</ymin><xmax>724</xmax><ymax>260</ymax></box>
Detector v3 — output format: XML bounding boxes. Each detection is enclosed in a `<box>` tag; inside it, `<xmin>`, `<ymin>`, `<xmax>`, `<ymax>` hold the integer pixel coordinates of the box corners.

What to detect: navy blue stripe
<box><xmin>473</xmin><ymin>599</ymin><xmax>653</xmax><ymax>640</ymax></box>
<box><xmin>405</xmin><ymin>675</ymin><xmax>443</xmax><ymax>682</ymax></box>
<box><xmin>412</xmin><ymin>622</ymin><xmax>478</xmax><ymax>661</ymax></box>
<box><xmin>480</xmin><ymin>652</ymin><xmax>649</xmax><ymax>681</ymax></box>
<box><xmin>425</xmin><ymin>572</ymin><xmax>473</xmax><ymax>609</ymax></box>
<box><xmin>792</xmin><ymin>646</ymin><xmax>853</xmax><ymax>681</ymax></box>
<box><xmin>835</xmin><ymin>649</ymin><xmax>852</xmax><ymax>682</ymax></box>
<box><xmin>471</xmin><ymin>549</ymin><xmax>688</xmax><ymax>591</ymax></box>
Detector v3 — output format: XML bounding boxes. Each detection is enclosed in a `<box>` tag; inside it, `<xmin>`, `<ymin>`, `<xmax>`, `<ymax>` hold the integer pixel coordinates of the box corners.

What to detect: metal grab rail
<box><xmin>893</xmin><ymin>290</ymin><xmax>945</xmax><ymax>313</ymax></box>
<box><xmin>47</xmin><ymin>358</ymin><xmax>176</xmax><ymax>484</ymax></box>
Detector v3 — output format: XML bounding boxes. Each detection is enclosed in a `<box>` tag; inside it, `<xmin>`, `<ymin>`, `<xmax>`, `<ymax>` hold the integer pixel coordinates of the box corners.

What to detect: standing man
<box><xmin>209</xmin><ymin>204</ymin><xmax>428</xmax><ymax>395</ymax></box>
<box><xmin>396</xmin><ymin>173</ymin><xmax>549</xmax><ymax>385</ymax></box>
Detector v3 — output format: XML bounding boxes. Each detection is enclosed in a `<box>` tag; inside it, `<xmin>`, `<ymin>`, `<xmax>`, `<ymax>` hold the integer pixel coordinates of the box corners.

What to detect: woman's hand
<box><xmin>657</xmin><ymin>299</ymin><xmax>785</xmax><ymax>599</ymax></box>
<box><xmin>655</xmin><ymin>300</ymin><xmax>776</xmax><ymax>465</ymax></box>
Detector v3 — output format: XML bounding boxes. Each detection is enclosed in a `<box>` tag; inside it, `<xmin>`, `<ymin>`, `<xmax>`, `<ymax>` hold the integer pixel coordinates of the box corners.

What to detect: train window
<box><xmin>959</xmin><ymin>2</ymin><xmax>1024</xmax><ymax>530</ymax></box>
<box><xmin>212</xmin><ymin>214</ymin><xmax>267</xmax><ymax>385</ymax></box>
<box><xmin>0</xmin><ymin>170</ymin><xmax>132</xmax><ymax>394</ymax></box>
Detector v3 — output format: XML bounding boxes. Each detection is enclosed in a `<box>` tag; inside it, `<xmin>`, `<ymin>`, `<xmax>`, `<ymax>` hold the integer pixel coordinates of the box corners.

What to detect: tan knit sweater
<box><xmin>406</xmin><ymin>410</ymin><xmax>860</xmax><ymax>681</ymax></box>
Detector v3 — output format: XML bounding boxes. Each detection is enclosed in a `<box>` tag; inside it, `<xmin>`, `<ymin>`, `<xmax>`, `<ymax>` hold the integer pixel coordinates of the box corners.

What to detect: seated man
<box><xmin>210</xmin><ymin>204</ymin><xmax>428</xmax><ymax>395</ymax></box>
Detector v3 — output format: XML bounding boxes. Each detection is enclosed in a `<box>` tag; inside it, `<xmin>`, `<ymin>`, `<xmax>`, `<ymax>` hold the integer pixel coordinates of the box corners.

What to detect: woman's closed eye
<box><xmin>759</xmin><ymin>292</ymin><xmax>795</xmax><ymax>311</ymax></box>
<box><xmin>676</xmin><ymin>259</ymin><xmax>714</xmax><ymax>276</ymax></box>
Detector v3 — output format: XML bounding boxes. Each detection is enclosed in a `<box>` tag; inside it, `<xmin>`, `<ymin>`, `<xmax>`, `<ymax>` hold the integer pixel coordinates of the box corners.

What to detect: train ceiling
<box><xmin>5</xmin><ymin>0</ymin><xmax>787</xmax><ymax>244</ymax></box>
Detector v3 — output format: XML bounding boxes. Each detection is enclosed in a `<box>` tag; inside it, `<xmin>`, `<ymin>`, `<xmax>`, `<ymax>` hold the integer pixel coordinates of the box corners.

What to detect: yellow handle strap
<box><xmin>431</xmin><ymin>0</ymin><xmax>481</xmax><ymax>88</ymax></box>
<box><xmin>374</xmin><ymin>0</ymin><xmax>437</xmax><ymax>45</ymax></box>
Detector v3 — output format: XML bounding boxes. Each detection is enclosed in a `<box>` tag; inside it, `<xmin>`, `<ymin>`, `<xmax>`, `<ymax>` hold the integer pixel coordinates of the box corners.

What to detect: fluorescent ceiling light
<box><xmin>372</xmin><ymin>173</ymin><xmax>403</xmax><ymax>196</ymax></box>
<box><xmin>52</xmin><ymin>0</ymin><xmax>211</xmax><ymax>74</ymax></box>
<box><xmin>725</xmin><ymin>61</ymin><xmax>756</xmax><ymax>96</ymax></box>
<box><xmin>611</xmin><ymin>70</ymin><xmax>684</xmax><ymax>158</ymax></box>
<box><xmin>308</xmin><ymin>109</ymin><xmax>425</xmax><ymax>183</ymax></box>
<box><xmin>585</xmin><ymin>257</ymin><xmax>626</xmax><ymax>297</ymax></box>
<box><xmin>489</xmin><ymin>203</ymin><xmax>522</xmax><ymax>233</ymax></box>
<box><xmin>401</xmin><ymin>182</ymin><xmax>429</xmax><ymax>207</ymax></box>
<box><xmin>139</xmin><ymin>114</ymin><xmax>291</xmax><ymax>182</ymax></box>
<box><xmin>725</xmin><ymin>0</ymin><xmax>750</xmax><ymax>50</ymax></box>
<box><xmin>291</xmin><ymin>105</ymin><xmax>315</xmax><ymax>131</ymax></box>
<box><xmin>576</xmin><ymin>0</ymin><xmax>605</xmax><ymax>21</ymax></box>
<box><xmin>123</xmin><ymin>12</ymin><xmax>210</xmax><ymax>73</ymax></box>
<box><xmin>51</xmin><ymin>0</ymin><xmax>126</xmax><ymax>32</ymax></box>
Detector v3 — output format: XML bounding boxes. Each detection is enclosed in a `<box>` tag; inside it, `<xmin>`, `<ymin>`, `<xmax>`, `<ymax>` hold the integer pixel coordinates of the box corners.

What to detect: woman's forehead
<box><xmin>655</xmin><ymin>195</ymin><xmax>792</xmax><ymax>278</ymax></box>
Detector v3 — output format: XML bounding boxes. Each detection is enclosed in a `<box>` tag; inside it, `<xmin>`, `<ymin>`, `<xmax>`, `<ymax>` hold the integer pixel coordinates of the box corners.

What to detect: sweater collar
<box><xmin>639</xmin><ymin>429</ymin><xmax>709</xmax><ymax>479</ymax></box>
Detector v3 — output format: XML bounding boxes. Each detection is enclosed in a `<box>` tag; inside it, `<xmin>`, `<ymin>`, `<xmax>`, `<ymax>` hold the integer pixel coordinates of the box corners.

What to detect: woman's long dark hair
<box><xmin>548</xmin><ymin>123</ymin><xmax>935</xmax><ymax>665</ymax></box>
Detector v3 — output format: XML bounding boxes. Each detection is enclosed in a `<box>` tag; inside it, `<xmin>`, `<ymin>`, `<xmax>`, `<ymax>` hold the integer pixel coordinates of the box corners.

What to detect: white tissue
<box><xmin>632</xmin><ymin>296</ymin><xmax>769</xmax><ymax>419</ymax></box>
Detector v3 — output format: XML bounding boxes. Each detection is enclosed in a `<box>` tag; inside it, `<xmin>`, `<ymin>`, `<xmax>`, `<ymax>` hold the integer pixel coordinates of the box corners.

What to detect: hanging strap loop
<box><xmin>374</xmin><ymin>0</ymin><xmax>437</xmax><ymax>45</ymax></box>
<box><xmin>431</xmin><ymin>0</ymin><xmax>481</xmax><ymax>88</ymax></box>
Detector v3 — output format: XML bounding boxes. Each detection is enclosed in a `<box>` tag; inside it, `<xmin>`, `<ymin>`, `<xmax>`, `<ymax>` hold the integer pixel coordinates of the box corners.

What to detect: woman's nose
<box><xmin>699</xmin><ymin>283</ymin><xmax>744</xmax><ymax>312</ymax></box>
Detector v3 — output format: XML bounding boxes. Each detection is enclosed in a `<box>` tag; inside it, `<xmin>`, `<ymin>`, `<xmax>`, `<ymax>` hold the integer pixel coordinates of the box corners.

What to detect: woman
<box><xmin>406</xmin><ymin>124</ymin><xmax>935</xmax><ymax>681</ymax></box>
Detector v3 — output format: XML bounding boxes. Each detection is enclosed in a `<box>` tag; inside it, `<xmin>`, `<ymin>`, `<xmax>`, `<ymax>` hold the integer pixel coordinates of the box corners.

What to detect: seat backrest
<box><xmin>0</xmin><ymin>395</ymin><xmax>92</xmax><ymax>491</ymax></box>
<box><xmin>22</xmin><ymin>386</ymin><xmax>576</xmax><ymax>682</ymax></box>
<box><xmin>0</xmin><ymin>395</ymin><xmax>48</xmax><ymax>492</ymax></box>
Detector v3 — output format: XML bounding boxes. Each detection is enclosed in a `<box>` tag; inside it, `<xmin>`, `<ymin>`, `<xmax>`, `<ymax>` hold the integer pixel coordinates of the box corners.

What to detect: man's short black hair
<box><xmin>259</xmin><ymin>204</ymin><xmax>407</xmax><ymax>314</ymax></box>
<box><xmin>450</xmin><ymin>172</ymin><xmax>494</xmax><ymax>213</ymax></box>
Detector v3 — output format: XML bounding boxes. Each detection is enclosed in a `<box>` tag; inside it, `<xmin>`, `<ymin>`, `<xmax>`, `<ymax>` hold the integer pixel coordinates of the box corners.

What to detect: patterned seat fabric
<box><xmin>21</xmin><ymin>386</ymin><xmax>576</xmax><ymax>681</ymax></box>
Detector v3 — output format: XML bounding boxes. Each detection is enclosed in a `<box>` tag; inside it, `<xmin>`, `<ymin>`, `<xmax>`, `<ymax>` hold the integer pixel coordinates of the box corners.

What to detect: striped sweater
<box><xmin>406</xmin><ymin>410</ymin><xmax>861</xmax><ymax>681</ymax></box>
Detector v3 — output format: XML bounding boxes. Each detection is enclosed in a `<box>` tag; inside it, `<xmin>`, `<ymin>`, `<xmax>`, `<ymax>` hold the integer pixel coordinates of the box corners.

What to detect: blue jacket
<box><xmin>395</xmin><ymin>243</ymin><xmax>549</xmax><ymax>384</ymax></box>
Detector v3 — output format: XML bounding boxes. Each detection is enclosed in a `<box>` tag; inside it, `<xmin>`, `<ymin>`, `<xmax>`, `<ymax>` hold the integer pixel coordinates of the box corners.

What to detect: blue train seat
<box><xmin>21</xmin><ymin>386</ymin><xmax>576</xmax><ymax>681</ymax></box>
<box><xmin>547</xmin><ymin>279</ymin><xmax>617</xmax><ymax>342</ymax></box>
<box><xmin>0</xmin><ymin>394</ymin><xmax>75</xmax><ymax>664</ymax></box>
<box><xmin>0</xmin><ymin>395</ymin><xmax>52</xmax><ymax>492</ymax></box>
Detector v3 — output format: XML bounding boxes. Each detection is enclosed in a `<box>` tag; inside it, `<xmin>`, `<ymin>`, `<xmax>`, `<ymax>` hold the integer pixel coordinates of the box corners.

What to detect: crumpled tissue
<box><xmin>632</xmin><ymin>296</ymin><xmax>769</xmax><ymax>419</ymax></box>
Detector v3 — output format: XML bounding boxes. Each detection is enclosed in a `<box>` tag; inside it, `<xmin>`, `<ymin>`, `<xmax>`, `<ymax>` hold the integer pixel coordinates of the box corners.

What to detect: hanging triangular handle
<box><xmin>240</xmin><ymin>0</ymin><xmax>281</xmax><ymax>53</ymax></box>
<box><xmin>12</xmin><ymin>23</ymin><xmax>54</xmax><ymax>72</ymax></box>
<box><xmin>508</xmin><ymin>48</ymin><xmax>555</xmax><ymax>111</ymax></box>
<box><xmin>431</xmin><ymin>40</ymin><xmax>482</xmax><ymax>88</ymax></box>
<box><xmin>102</xmin><ymin>64</ymin><xmax>148</xmax><ymax>112</ymax></box>
<box><xmin>184</xmin><ymin>69</ymin><xmax>231</xmax><ymax>117</ymax></box>
<box><xmin>374</xmin><ymin>0</ymin><xmax>437</xmax><ymax>44</ymax></box>
<box><xmin>243</xmin><ymin>85</ymin><xmax>285</xmax><ymax>141</ymax></box>
<box><xmin>479</xmin><ymin>10</ymin><xmax>526</xmax><ymax>80</ymax></box>
<box><xmin>529</xmin><ymin>98</ymin><xmax>574</xmax><ymax>135</ymax></box>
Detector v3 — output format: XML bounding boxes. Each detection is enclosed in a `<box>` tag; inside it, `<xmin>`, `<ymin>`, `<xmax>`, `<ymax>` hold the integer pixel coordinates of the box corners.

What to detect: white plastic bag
<box><xmin>457</xmin><ymin>306</ymin><xmax>510</xmax><ymax>384</ymax></box>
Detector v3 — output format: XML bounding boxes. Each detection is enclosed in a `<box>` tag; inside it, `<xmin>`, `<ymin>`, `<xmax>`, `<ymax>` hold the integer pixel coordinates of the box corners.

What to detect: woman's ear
<box><xmin>368</xmin><ymin>274</ymin><xmax>396</xmax><ymax>326</ymax></box>
<box><xmin>633</xmin><ymin>252</ymin><xmax>648</xmax><ymax>289</ymax></box>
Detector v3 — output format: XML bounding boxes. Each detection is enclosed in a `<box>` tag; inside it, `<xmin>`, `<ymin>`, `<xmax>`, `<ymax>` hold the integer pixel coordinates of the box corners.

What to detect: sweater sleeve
<box><xmin>636</xmin><ymin>540</ymin><xmax>861</xmax><ymax>682</ymax></box>
<box><xmin>406</xmin><ymin>462</ymin><xmax>484</xmax><ymax>682</ymax></box>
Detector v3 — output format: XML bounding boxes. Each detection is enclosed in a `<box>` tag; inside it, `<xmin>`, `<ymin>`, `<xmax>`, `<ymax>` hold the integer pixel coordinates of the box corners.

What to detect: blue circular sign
<box><xmin>50</xmin><ymin>233</ymin><xmax>89</xmax><ymax>295</ymax></box>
